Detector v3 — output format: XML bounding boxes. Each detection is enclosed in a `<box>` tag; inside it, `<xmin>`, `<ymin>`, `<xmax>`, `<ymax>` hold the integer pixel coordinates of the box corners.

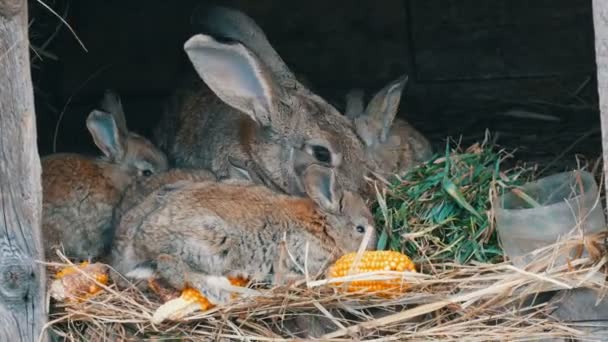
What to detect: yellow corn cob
<box><xmin>49</xmin><ymin>262</ymin><xmax>109</xmax><ymax>302</ymax></box>
<box><xmin>152</xmin><ymin>276</ymin><xmax>248</xmax><ymax>324</ymax></box>
<box><xmin>328</xmin><ymin>251</ymin><xmax>416</xmax><ymax>296</ymax></box>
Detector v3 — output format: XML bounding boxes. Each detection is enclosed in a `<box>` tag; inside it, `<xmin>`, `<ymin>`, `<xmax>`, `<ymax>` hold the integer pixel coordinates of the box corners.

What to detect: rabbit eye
<box><xmin>356</xmin><ymin>225</ymin><xmax>366</xmax><ymax>234</ymax></box>
<box><xmin>312</xmin><ymin>145</ymin><xmax>332</xmax><ymax>164</ymax></box>
<box><xmin>142</xmin><ymin>170</ymin><xmax>153</xmax><ymax>177</ymax></box>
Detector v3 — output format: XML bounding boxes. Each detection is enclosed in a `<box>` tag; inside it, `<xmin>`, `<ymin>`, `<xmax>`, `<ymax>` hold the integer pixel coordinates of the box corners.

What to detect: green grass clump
<box><xmin>373</xmin><ymin>139</ymin><xmax>535</xmax><ymax>264</ymax></box>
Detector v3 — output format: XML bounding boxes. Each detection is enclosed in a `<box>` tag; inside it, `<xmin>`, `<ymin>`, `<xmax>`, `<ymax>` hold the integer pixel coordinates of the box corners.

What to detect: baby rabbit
<box><xmin>112</xmin><ymin>156</ymin><xmax>271</xmax><ymax>230</ymax></box>
<box><xmin>112</xmin><ymin>167</ymin><xmax>217</xmax><ymax>229</ymax></box>
<box><xmin>42</xmin><ymin>90</ymin><xmax>168</xmax><ymax>261</ymax></box>
<box><xmin>111</xmin><ymin>164</ymin><xmax>377</xmax><ymax>304</ymax></box>
<box><xmin>344</xmin><ymin>78</ymin><xmax>433</xmax><ymax>177</ymax></box>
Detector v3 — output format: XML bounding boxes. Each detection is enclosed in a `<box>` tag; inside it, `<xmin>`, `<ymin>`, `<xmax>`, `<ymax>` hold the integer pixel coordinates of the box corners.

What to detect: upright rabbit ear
<box><xmin>190</xmin><ymin>5</ymin><xmax>298</xmax><ymax>89</ymax></box>
<box><xmin>100</xmin><ymin>90</ymin><xmax>128</xmax><ymax>138</ymax></box>
<box><xmin>345</xmin><ymin>89</ymin><xmax>365</xmax><ymax>120</ymax></box>
<box><xmin>355</xmin><ymin>75</ymin><xmax>408</xmax><ymax>146</ymax></box>
<box><xmin>300</xmin><ymin>164</ymin><xmax>342</xmax><ymax>213</ymax></box>
<box><xmin>184</xmin><ymin>34</ymin><xmax>280</xmax><ymax>127</ymax></box>
<box><xmin>86</xmin><ymin>110</ymin><xmax>127</xmax><ymax>161</ymax></box>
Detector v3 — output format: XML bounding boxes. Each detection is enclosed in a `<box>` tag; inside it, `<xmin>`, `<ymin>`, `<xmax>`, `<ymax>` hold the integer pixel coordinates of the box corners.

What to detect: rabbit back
<box><xmin>42</xmin><ymin>154</ymin><xmax>129</xmax><ymax>260</ymax></box>
<box><xmin>113</xmin><ymin>167</ymin><xmax>217</xmax><ymax>228</ymax></box>
<box><xmin>161</xmin><ymin>91</ymin><xmax>251</xmax><ymax>178</ymax></box>
<box><xmin>112</xmin><ymin>181</ymin><xmax>344</xmax><ymax>283</ymax></box>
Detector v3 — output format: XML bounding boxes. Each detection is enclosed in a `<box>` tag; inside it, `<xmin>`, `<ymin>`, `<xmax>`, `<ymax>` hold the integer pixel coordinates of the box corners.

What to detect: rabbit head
<box><xmin>88</xmin><ymin>90</ymin><xmax>169</xmax><ymax>180</ymax></box>
<box><xmin>297</xmin><ymin>164</ymin><xmax>378</xmax><ymax>254</ymax></box>
<box><xmin>183</xmin><ymin>34</ymin><xmax>373</xmax><ymax>195</ymax></box>
<box><xmin>191</xmin><ymin>5</ymin><xmax>432</xmax><ymax>195</ymax></box>
<box><xmin>345</xmin><ymin>77</ymin><xmax>433</xmax><ymax>177</ymax></box>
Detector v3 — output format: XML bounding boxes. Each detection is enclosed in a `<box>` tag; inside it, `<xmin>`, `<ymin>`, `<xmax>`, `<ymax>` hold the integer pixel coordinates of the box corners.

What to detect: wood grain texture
<box><xmin>593</xmin><ymin>0</ymin><xmax>608</xmax><ymax>210</ymax></box>
<box><xmin>0</xmin><ymin>0</ymin><xmax>48</xmax><ymax>341</ymax></box>
<box><xmin>0</xmin><ymin>0</ymin><xmax>22</xmax><ymax>18</ymax></box>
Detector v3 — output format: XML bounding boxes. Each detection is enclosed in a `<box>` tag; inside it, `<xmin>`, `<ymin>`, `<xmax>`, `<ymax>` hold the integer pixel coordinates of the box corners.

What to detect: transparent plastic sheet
<box><xmin>495</xmin><ymin>170</ymin><xmax>606</xmax><ymax>269</ymax></box>
<box><xmin>496</xmin><ymin>171</ymin><xmax>608</xmax><ymax>341</ymax></box>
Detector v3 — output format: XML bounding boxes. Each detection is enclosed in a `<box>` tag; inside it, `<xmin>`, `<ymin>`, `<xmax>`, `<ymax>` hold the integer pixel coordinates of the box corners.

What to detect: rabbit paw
<box><xmin>193</xmin><ymin>275</ymin><xmax>233</xmax><ymax>306</ymax></box>
<box><xmin>155</xmin><ymin>254</ymin><xmax>188</xmax><ymax>290</ymax></box>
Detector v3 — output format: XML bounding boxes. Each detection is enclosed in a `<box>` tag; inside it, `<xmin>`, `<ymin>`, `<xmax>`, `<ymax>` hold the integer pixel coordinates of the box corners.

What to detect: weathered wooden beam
<box><xmin>593</xmin><ymin>0</ymin><xmax>608</xmax><ymax>209</ymax></box>
<box><xmin>0</xmin><ymin>0</ymin><xmax>48</xmax><ymax>341</ymax></box>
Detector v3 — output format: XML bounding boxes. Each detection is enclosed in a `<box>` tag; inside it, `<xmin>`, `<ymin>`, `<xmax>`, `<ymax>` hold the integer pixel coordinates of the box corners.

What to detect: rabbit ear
<box><xmin>227</xmin><ymin>157</ymin><xmax>255</xmax><ymax>182</ymax></box>
<box><xmin>345</xmin><ymin>89</ymin><xmax>365</xmax><ymax>120</ymax></box>
<box><xmin>184</xmin><ymin>34</ymin><xmax>280</xmax><ymax>127</ymax></box>
<box><xmin>86</xmin><ymin>110</ymin><xmax>127</xmax><ymax>161</ymax></box>
<box><xmin>190</xmin><ymin>5</ymin><xmax>298</xmax><ymax>89</ymax></box>
<box><xmin>300</xmin><ymin>164</ymin><xmax>342</xmax><ymax>213</ymax></box>
<box><xmin>100</xmin><ymin>90</ymin><xmax>128</xmax><ymax>137</ymax></box>
<box><xmin>355</xmin><ymin>75</ymin><xmax>408</xmax><ymax>146</ymax></box>
<box><xmin>226</xmin><ymin>157</ymin><xmax>269</xmax><ymax>186</ymax></box>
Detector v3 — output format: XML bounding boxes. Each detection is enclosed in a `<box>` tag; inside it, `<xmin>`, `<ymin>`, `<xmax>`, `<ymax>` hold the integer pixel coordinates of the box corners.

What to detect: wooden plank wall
<box><xmin>0</xmin><ymin>0</ymin><xmax>47</xmax><ymax>341</ymax></box>
<box><xmin>592</xmin><ymin>0</ymin><xmax>608</xmax><ymax>208</ymax></box>
<box><xmin>410</xmin><ymin>0</ymin><xmax>594</xmax><ymax>81</ymax></box>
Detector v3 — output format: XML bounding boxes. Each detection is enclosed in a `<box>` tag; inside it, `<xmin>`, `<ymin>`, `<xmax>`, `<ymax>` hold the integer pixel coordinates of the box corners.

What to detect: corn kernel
<box><xmin>177</xmin><ymin>276</ymin><xmax>249</xmax><ymax>311</ymax></box>
<box><xmin>50</xmin><ymin>262</ymin><xmax>109</xmax><ymax>302</ymax></box>
<box><xmin>328</xmin><ymin>251</ymin><xmax>416</xmax><ymax>296</ymax></box>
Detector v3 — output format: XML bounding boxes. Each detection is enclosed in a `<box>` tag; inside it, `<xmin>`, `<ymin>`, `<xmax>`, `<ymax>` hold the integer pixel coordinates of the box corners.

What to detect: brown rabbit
<box><xmin>155</xmin><ymin>7</ymin><xmax>403</xmax><ymax>197</ymax></box>
<box><xmin>42</xmin><ymin>90</ymin><xmax>169</xmax><ymax>261</ymax></box>
<box><xmin>111</xmin><ymin>164</ymin><xmax>377</xmax><ymax>304</ymax></box>
<box><xmin>112</xmin><ymin>167</ymin><xmax>217</xmax><ymax>229</ymax></box>
<box><xmin>181</xmin><ymin>5</ymin><xmax>431</xmax><ymax>187</ymax></box>
<box><xmin>344</xmin><ymin>79</ymin><xmax>433</xmax><ymax>177</ymax></box>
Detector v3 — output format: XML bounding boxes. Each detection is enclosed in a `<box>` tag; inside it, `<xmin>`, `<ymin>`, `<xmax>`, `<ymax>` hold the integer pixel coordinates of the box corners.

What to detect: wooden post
<box><xmin>0</xmin><ymin>0</ymin><xmax>48</xmax><ymax>341</ymax></box>
<box><xmin>593</xmin><ymin>0</ymin><xmax>608</xmax><ymax>210</ymax></box>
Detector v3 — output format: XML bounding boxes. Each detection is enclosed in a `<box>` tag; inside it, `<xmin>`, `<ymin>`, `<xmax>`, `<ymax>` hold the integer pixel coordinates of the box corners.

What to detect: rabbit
<box><xmin>113</xmin><ymin>157</ymin><xmax>272</xmax><ymax>231</ymax></box>
<box><xmin>112</xmin><ymin>167</ymin><xmax>217</xmax><ymax>229</ymax></box>
<box><xmin>154</xmin><ymin>5</ymin><xmax>411</xmax><ymax>198</ymax></box>
<box><xmin>298</xmin><ymin>74</ymin><xmax>433</xmax><ymax>178</ymax></box>
<box><xmin>175</xmin><ymin>5</ymin><xmax>431</xmax><ymax>191</ymax></box>
<box><xmin>344</xmin><ymin>78</ymin><xmax>434</xmax><ymax>177</ymax></box>
<box><xmin>110</xmin><ymin>163</ymin><xmax>377</xmax><ymax>304</ymax></box>
<box><xmin>42</xmin><ymin>90</ymin><xmax>169</xmax><ymax>261</ymax></box>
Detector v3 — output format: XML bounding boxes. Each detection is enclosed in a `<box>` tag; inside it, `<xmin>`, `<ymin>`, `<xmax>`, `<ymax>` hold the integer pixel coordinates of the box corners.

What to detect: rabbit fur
<box><xmin>172</xmin><ymin>5</ymin><xmax>432</xmax><ymax>190</ymax></box>
<box><xmin>344</xmin><ymin>80</ymin><xmax>433</xmax><ymax>177</ymax></box>
<box><xmin>155</xmin><ymin>6</ymin><xmax>394</xmax><ymax>197</ymax></box>
<box><xmin>112</xmin><ymin>167</ymin><xmax>217</xmax><ymax>229</ymax></box>
<box><xmin>111</xmin><ymin>164</ymin><xmax>377</xmax><ymax>304</ymax></box>
<box><xmin>42</xmin><ymin>90</ymin><xmax>168</xmax><ymax>261</ymax></box>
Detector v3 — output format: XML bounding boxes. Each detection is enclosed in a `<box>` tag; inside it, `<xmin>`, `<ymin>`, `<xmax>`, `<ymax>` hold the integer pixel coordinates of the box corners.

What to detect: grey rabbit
<box><xmin>42</xmin><ymin>90</ymin><xmax>168</xmax><ymax>261</ymax></box>
<box><xmin>112</xmin><ymin>167</ymin><xmax>217</xmax><ymax>229</ymax></box>
<box><xmin>299</xmin><ymin>75</ymin><xmax>433</xmax><ymax>178</ymax></box>
<box><xmin>111</xmin><ymin>164</ymin><xmax>377</xmax><ymax>304</ymax></box>
<box><xmin>154</xmin><ymin>5</ymin><xmax>409</xmax><ymax>197</ymax></box>
<box><xmin>173</xmin><ymin>5</ymin><xmax>431</xmax><ymax>190</ymax></box>
<box><xmin>344</xmin><ymin>80</ymin><xmax>433</xmax><ymax>177</ymax></box>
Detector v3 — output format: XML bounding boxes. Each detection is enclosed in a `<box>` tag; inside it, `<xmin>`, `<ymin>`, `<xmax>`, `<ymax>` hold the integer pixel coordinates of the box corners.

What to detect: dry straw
<box><xmin>45</xmin><ymin>231</ymin><xmax>608</xmax><ymax>341</ymax></box>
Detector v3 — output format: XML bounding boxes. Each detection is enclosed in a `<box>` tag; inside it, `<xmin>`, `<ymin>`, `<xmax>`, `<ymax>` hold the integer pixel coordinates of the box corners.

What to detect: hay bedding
<box><xmin>45</xmin><ymin>233</ymin><xmax>608</xmax><ymax>341</ymax></box>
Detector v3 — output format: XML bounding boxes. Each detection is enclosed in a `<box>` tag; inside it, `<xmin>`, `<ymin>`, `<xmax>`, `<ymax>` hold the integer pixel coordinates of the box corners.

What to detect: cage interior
<box><xmin>30</xmin><ymin>0</ymin><xmax>601</xmax><ymax>176</ymax></box>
